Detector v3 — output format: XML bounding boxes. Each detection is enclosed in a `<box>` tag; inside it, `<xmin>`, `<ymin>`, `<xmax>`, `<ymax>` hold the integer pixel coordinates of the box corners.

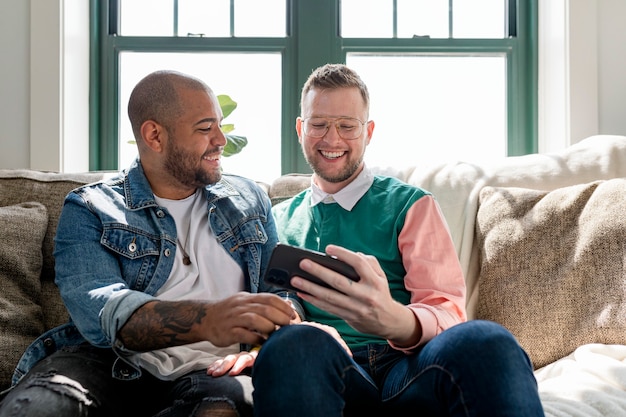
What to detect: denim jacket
<box><xmin>11</xmin><ymin>159</ymin><xmax>298</xmax><ymax>386</ymax></box>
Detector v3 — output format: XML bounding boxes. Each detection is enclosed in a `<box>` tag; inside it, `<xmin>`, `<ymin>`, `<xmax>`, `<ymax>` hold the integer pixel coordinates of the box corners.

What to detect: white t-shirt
<box><xmin>133</xmin><ymin>189</ymin><xmax>245</xmax><ymax>380</ymax></box>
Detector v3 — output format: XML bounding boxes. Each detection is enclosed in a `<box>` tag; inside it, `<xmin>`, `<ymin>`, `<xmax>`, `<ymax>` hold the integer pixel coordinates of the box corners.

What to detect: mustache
<box><xmin>202</xmin><ymin>146</ymin><xmax>224</xmax><ymax>158</ymax></box>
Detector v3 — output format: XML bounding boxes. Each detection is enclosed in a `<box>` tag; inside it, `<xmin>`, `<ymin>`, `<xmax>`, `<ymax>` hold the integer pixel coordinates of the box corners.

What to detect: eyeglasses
<box><xmin>302</xmin><ymin>117</ymin><xmax>367</xmax><ymax>140</ymax></box>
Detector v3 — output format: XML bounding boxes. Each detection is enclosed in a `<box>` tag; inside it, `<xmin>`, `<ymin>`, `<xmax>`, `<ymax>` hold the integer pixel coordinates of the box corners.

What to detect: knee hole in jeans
<box><xmin>192</xmin><ymin>399</ymin><xmax>238</xmax><ymax>417</ymax></box>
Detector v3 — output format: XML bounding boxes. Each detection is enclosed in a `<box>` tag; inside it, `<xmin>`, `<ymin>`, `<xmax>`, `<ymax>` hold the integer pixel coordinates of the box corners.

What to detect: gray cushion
<box><xmin>0</xmin><ymin>169</ymin><xmax>110</xmax><ymax>330</ymax></box>
<box><xmin>0</xmin><ymin>202</ymin><xmax>48</xmax><ymax>390</ymax></box>
<box><xmin>475</xmin><ymin>179</ymin><xmax>626</xmax><ymax>369</ymax></box>
<box><xmin>268</xmin><ymin>173</ymin><xmax>310</xmax><ymax>206</ymax></box>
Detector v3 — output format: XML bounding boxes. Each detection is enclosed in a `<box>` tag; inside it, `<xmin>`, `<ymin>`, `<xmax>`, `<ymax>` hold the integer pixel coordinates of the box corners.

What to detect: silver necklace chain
<box><xmin>177</xmin><ymin>224</ymin><xmax>192</xmax><ymax>266</ymax></box>
<box><xmin>177</xmin><ymin>191</ymin><xmax>197</xmax><ymax>266</ymax></box>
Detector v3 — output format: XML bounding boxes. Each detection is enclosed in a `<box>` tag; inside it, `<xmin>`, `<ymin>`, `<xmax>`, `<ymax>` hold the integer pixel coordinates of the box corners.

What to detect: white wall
<box><xmin>0</xmin><ymin>0</ymin><xmax>89</xmax><ymax>172</ymax></box>
<box><xmin>0</xmin><ymin>0</ymin><xmax>30</xmax><ymax>168</ymax></box>
<box><xmin>598</xmin><ymin>0</ymin><xmax>626</xmax><ymax>136</ymax></box>
<box><xmin>1</xmin><ymin>0</ymin><xmax>625</xmax><ymax>171</ymax></box>
<box><xmin>538</xmin><ymin>0</ymin><xmax>626</xmax><ymax>153</ymax></box>
<box><xmin>538</xmin><ymin>0</ymin><xmax>600</xmax><ymax>153</ymax></box>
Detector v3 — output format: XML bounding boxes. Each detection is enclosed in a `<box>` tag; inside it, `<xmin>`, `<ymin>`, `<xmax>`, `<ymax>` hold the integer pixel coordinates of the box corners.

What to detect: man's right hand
<box><xmin>204</xmin><ymin>292</ymin><xmax>296</xmax><ymax>346</ymax></box>
<box><xmin>118</xmin><ymin>292</ymin><xmax>295</xmax><ymax>351</ymax></box>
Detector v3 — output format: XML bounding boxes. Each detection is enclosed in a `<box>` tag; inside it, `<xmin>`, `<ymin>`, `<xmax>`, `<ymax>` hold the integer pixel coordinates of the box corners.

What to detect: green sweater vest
<box><xmin>272</xmin><ymin>176</ymin><xmax>429</xmax><ymax>348</ymax></box>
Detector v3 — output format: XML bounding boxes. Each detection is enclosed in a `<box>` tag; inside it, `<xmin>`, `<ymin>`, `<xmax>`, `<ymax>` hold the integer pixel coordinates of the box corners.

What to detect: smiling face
<box><xmin>128</xmin><ymin>70</ymin><xmax>230</xmax><ymax>199</ymax></box>
<box><xmin>297</xmin><ymin>86</ymin><xmax>374</xmax><ymax>194</ymax></box>
<box><xmin>163</xmin><ymin>88</ymin><xmax>227</xmax><ymax>190</ymax></box>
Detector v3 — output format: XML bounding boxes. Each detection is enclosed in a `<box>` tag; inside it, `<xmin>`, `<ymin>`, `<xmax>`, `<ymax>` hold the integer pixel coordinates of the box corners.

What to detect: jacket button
<box><xmin>43</xmin><ymin>338</ymin><xmax>55</xmax><ymax>352</ymax></box>
<box><xmin>156</xmin><ymin>210</ymin><xmax>165</xmax><ymax>218</ymax></box>
<box><xmin>164</xmin><ymin>249</ymin><xmax>171</xmax><ymax>257</ymax></box>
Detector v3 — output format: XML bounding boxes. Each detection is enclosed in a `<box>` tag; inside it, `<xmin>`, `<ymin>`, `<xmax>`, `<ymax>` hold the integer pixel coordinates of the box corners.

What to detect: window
<box><xmin>92</xmin><ymin>0</ymin><xmax>536</xmax><ymax>181</ymax></box>
<box><xmin>116</xmin><ymin>52</ymin><xmax>283</xmax><ymax>184</ymax></box>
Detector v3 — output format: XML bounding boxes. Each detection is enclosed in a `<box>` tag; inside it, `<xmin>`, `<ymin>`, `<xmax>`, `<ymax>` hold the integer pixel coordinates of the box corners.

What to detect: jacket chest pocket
<box><xmin>101</xmin><ymin>225</ymin><xmax>163</xmax><ymax>290</ymax></box>
<box><xmin>102</xmin><ymin>226</ymin><xmax>161</xmax><ymax>258</ymax></box>
<box><xmin>221</xmin><ymin>218</ymin><xmax>268</xmax><ymax>247</ymax></box>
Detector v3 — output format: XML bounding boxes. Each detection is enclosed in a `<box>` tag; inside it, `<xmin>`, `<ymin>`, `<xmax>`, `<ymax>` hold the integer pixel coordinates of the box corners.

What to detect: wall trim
<box><xmin>30</xmin><ymin>0</ymin><xmax>89</xmax><ymax>172</ymax></box>
<box><xmin>538</xmin><ymin>0</ymin><xmax>599</xmax><ymax>154</ymax></box>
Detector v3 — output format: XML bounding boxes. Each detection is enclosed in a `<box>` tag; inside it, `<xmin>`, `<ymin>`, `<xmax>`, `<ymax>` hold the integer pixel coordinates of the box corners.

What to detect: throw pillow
<box><xmin>268</xmin><ymin>173</ymin><xmax>311</xmax><ymax>206</ymax></box>
<box><xmin>0</xmin><ymin>202</ymin><xmax>48</xmax><ymax>389</ymax></box>
<box><xmin>475</xmin><ymin>179</ymin><xmax>626</xmax><ymax>369</ymax></box>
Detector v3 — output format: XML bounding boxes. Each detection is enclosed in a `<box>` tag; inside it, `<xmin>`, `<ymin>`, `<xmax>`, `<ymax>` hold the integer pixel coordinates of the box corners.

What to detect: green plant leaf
<box><xmin>218</xmin><ymin>94</ymin><xmax>237</xmax><ymax>119</ymax></box>
<box><xmin>221</xmin><ymin>123</ymin><xmax>235</xmax><ymax>134</ymax></box>
<box><xmin>223</xmin><ymin>134</ymin><xmax>248</xmax><ymax>157</ymax></box>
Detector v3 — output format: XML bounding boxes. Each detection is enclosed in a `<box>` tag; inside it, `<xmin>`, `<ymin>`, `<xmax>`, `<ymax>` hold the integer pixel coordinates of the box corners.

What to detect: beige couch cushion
<box><xmin>475</xmin><ymin>179</ymin><xmax>626</xmax><ymax>369</ymax></box>
<box><xmin>268</xmin><ymin>173</ymin><xmax>310</xmax><ymax>206</ymax></box>
<box><xmin>0</xmin><ymin>169</ymin><xmax>110</xmax><ymax>331</ymax></box>
<box><xmin>0</xmin><ymin>202</ymin><xmax>48</xmax><ymax>389</ymax></box>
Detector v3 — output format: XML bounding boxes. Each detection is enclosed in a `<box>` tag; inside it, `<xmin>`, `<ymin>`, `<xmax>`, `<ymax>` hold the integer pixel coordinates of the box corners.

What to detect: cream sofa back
<box><xmin>1</xmin><ymin>134</ymin><xmax>625</xmax><ymax>389</ymax></box>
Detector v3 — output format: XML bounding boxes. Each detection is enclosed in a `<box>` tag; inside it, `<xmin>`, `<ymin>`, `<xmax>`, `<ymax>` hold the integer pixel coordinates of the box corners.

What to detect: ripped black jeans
<box><xmin>0</xmin><ymin>345</ymin><xmax>252</xmax><ymax>417</ymax></box>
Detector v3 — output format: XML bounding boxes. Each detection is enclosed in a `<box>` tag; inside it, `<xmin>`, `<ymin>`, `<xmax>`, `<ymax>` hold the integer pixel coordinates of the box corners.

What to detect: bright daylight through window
<box><xmin>107</xmin><ymin>0</ymin><xmax>526</xmax><ymax>183</ymax></box>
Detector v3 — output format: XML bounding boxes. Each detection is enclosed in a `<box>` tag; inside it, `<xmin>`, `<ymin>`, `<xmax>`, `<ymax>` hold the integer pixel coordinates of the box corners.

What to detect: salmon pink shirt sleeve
<box><xmin>388</xmin><ymin>195</ymin><xmax>467</xmax><ymax>352</ymax></box>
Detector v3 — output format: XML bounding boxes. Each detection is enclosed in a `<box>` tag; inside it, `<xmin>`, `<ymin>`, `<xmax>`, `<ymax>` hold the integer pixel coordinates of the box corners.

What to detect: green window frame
<box><xmin>90</xmin><ymin>0</ymin><xmax>537</xmax><ymax>174</ymax></box>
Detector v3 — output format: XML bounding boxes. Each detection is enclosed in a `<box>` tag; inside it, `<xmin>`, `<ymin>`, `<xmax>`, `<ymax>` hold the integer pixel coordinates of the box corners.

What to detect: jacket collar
<box><xmin>122</xmin><ymin>158</ymin><xmax>241</xmax><ymax>210</ymax></box>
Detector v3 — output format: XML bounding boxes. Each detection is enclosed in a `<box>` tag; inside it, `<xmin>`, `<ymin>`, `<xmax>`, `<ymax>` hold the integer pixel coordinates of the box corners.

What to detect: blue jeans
<box><xmin>0</xmin><ymin>345</ymin><xmax>252</xmax><ymax>417</ymax></box>
<box><xmin>252</xmin><ymin>320</ymin><xmax>545</xmax><ymax>417</ymax></box>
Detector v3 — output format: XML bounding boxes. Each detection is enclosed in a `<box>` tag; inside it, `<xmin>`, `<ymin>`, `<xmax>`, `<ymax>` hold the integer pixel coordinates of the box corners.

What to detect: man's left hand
<box><xmin>206</xmin><ymin>348</ymin><xmax>259</xmax><ymax>377</ymax></box>
<box><xmin>291</xmin><ymin>244</ymin><xmax>422</xmax><ymax>348</ymax></box>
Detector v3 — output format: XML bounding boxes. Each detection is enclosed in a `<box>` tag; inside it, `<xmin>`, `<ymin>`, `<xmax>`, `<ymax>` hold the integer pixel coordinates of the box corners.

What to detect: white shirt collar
<box><xmin>310</xmin><ymin>165</ymin><xmax>374</xmax><ymax>211</ymax></box>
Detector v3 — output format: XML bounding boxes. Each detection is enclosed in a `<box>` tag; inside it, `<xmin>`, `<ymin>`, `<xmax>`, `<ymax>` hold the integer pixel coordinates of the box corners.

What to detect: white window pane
<box><xmin>234</xmin><ymin>0</ymin><xmax>286</xmax><ymax>37</ymax></box>
<box><xmin>179</xmin><ymin>0</ymin><xmax>231</xmax><ymax>37</ymax></box>
<box><xmin>397</xmin><ymin>0</ymin><xmax>449</xmax><ymax>39</ymax></box>
<box><xmin>346</xmin><ymin>54</ymin><xmax>506</xmax><ymax>169</ymax></box>
<box><xmin>341</xmin><ymin>0</ymin><xmax>393</xmax><ymax>38</ymax></box>
<box><xmin>454</xmin><ymin>0</ymin><xmax>505</xmax><ymax>38</ymax></box>
<box><xmin>119</xmin><ymin>52</ymin><xmax>282</xmax><ymax>184</ymax></box>
<box><xmin>120</xmin><ymin>0</ymin><xmax>174</xmax><ymax>36</ymax></box>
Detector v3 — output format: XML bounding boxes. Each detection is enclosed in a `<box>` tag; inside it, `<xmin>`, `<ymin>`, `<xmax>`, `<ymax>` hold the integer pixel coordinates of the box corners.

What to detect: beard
<box><xmin>164</xmin><ymin>137</ymin><xmax>222</xmax><ymax>187</ymax></box>
<box><xmin>304</xmin><ymin>149</ymin><xmax>363</xmax><ymax>184</ymax></box>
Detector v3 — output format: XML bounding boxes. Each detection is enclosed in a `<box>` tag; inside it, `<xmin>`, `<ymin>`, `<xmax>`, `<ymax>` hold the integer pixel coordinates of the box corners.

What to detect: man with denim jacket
<box><xmin>0</xmin><ymin>70</ymin><xmax>297</xmax><ymax>417</ymax></box>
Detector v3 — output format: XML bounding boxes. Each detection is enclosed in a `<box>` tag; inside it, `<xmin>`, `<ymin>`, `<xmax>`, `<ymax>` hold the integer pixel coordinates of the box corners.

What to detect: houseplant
<box><xmin>218</xmin><ymin>94</ymin><xmax>248</xmax><ymax>157</ymax></box>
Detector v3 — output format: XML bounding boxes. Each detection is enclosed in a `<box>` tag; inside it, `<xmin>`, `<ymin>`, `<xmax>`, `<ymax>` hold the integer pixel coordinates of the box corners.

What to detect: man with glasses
<box><xmin>251</xmin><ymin>64</ymin><xmax>545</xmax><ymax>416</ymax></box>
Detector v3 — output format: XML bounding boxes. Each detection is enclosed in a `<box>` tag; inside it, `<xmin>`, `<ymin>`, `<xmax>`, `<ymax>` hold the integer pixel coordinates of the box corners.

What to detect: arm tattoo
<box><xmin>119</xmin><ymin>301</ymin><xmax>207</xmax><ymax>351</ymax></box>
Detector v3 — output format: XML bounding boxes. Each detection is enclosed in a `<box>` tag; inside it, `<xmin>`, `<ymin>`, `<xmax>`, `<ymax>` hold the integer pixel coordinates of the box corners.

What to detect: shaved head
<box><xmin>128</xmin><ymin>70</ymin><xmax>214</xmax><ymax>143</ymax></box>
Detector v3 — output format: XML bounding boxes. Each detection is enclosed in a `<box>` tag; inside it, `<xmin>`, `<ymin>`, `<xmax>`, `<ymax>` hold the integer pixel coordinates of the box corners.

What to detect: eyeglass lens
<box><xmin>303</xmin><ymin>118</ymin><xmax>364</xmax><ymax>140</ymax></box>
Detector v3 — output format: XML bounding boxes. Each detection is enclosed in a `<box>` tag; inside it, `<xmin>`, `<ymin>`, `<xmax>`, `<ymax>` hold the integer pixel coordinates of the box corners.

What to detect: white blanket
<box><xmin>536</xmin><ymin>344</ymin><xmax>626</xmax><ymax>417</ymax></box>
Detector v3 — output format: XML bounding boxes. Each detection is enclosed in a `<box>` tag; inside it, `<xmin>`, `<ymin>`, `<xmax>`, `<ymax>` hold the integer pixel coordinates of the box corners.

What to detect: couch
<box><xmin>1</xmin><ymin>135</ymin><xmax>626</xmax><ymax>415</ymax></box>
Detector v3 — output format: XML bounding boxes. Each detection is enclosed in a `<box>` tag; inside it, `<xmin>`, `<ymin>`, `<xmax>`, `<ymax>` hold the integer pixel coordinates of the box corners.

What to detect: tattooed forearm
<box><xmin>118</xmin><ymin>300</ymin><xmax>207</xmax><ymax>351</ymax></box>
